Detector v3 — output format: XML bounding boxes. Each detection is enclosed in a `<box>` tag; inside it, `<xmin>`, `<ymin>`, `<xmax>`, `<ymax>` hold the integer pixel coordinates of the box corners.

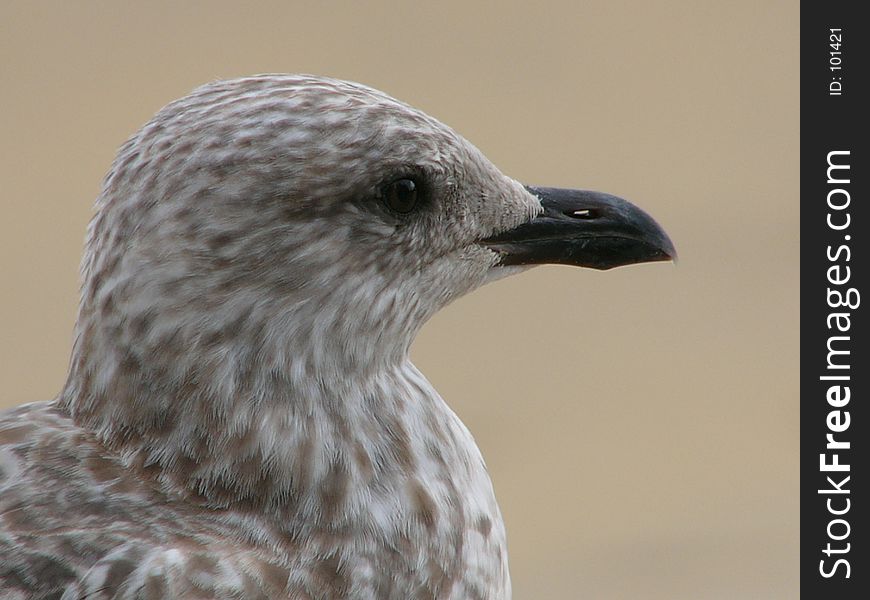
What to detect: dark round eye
<box><xmin>383</xmin><ymin>178</ymin><xmax>419</xmax><ymax>214</ymax></box>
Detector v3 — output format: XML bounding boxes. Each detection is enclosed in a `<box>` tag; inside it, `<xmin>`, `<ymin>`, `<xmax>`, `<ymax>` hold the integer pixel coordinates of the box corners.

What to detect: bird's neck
<box><xmin>57</xmin><ymin>289</ymin><xmax>509</xmax><ymax>592</ymax></box>
<box><xmin>61</xmin><ymin>351</ymin><xmax>481</xmax><ymax>519</ymax></box>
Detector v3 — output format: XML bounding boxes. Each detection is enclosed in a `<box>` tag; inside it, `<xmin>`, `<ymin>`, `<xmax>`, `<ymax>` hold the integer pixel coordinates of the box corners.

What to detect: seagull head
<box><xmin>64</xmin><ymin>74</ymin><xmax>674</xmax><ymax>448</ymax></box>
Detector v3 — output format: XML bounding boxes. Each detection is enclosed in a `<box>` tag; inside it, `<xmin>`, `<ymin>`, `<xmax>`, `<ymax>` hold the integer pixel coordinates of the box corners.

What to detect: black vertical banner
<box><xmin>801</xmin><ymin>2</ymin><xmax>868</xmax><ymax>598</ymax></box>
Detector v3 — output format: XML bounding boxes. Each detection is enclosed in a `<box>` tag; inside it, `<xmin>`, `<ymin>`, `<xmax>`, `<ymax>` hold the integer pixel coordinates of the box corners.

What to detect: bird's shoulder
<box><xmin>0</xmin><ymin>401</ymin><xmax>155</xmax><ymax>514</ymax></box>
<box><xmin>58</xmin><ymin>542</ymin><xmax>290</xmax><ymax>600</ymax></box>
<box><xmin>0</xmin><ymin>402</ymin><xmax>289</xmax><ymax>599</ymax></box>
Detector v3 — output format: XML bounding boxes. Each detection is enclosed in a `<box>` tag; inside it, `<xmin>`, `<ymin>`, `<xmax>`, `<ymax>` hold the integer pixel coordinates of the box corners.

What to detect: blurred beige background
<box><xmin>0</xmin><ymin>1</ymin><xmax>798</xmax><ymax>598</ymax></box>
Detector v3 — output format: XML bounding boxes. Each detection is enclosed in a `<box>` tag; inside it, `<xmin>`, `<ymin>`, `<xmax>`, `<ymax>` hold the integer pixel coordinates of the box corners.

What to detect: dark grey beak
<box><xmin>482</xmin><ymin>186</ymin><xmax>676</xmax><ymax>270</ymax></box>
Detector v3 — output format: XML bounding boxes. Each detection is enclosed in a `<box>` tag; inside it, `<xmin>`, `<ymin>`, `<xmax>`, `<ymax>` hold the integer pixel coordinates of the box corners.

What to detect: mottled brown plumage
<box><xmin>0</xmin><ymin>74</ymin><xmax>673</xmax><ymax>599</ymax></box>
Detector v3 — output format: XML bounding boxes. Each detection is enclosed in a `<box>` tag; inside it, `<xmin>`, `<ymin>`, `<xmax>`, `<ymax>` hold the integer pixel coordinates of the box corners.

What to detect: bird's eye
<box><xmin>383</xmin><ymin>178</ymin><xmax>419</xmax><ymax>214</ymax></box>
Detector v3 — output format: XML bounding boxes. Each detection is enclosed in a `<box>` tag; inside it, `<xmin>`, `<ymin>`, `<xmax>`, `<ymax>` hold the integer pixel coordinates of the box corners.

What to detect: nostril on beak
<box><xmin>566</xmin><ymin>209</ymin><xmax>599</xmax><ymax>219</ymax></box>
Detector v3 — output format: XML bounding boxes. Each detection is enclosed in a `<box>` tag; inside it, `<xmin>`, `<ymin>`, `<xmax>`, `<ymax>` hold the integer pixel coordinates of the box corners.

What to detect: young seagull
<box><xmin>0</xmin><ymin>75</ymin><xmax>674</xmax><ymax>599</ymax></box>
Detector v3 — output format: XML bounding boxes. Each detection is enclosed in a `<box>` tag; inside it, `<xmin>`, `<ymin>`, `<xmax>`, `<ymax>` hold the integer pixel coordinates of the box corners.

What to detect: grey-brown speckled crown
<box><xmin>0</xmin><ymin>74</ymin><xmax>544</xmax><ymax>599</ymax></box>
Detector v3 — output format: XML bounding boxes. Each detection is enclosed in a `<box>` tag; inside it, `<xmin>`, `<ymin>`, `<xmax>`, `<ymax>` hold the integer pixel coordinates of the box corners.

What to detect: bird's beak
<box><xmin>482</xmin><ymin>186</ymin><xmax>676</xmax><ymax>270</ymax></box>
